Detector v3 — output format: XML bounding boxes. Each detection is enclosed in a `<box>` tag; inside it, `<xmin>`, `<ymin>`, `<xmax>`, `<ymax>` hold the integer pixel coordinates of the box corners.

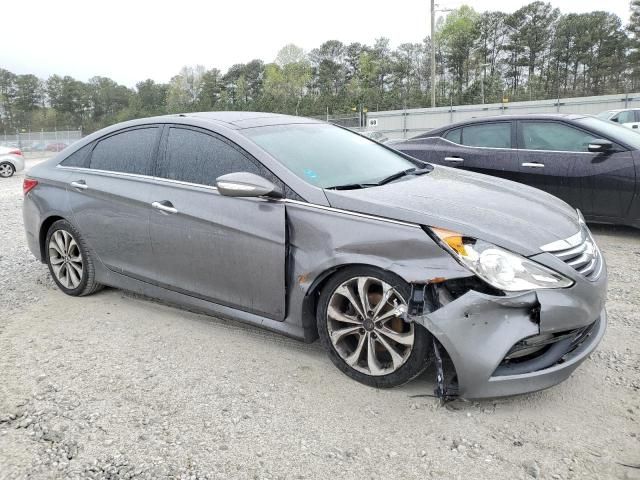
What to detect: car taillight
<box><xmin>9</xmin><ymin>149</ymin><xmax>23</xmax><ymax>156</ymax></box>
<box><xmin>23</xmin><ymin>178</ymin><xmax>38</xmax><ymax>195</ymax></box>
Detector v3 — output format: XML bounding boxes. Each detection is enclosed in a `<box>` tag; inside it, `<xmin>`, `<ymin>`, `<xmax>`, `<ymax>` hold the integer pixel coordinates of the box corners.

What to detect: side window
<box><xmin>444</xmin><ymin>128</ymin><xmax>461</xmax><ymax>144</ymax></box>
<box><xmin>520</xmin><ymin>122</ymin><xmax>598</xmax><ymax>152</ymax></box>
<box><xmin>158</xmin><ymin>127</ymin><xmax>279</xmax><ymax>188</ymax></box>
<box><xmin>615</xmin><ymin>111</ymin><xmax>635</xmax><ymax>124</ymax></box>
<box><xmin>89</xmin><ymin>127</ymin><xmax>159</xmax><ymax>175</ymax></box>
<box><xmin>461</xmin><ymin>123</ymin><xmax>511</xmax><ymax>148</ymax></box>
<box><xmin>60</xmin><ymin>143</ymin><xmax>93</xmax><ymax>168</ymax></box>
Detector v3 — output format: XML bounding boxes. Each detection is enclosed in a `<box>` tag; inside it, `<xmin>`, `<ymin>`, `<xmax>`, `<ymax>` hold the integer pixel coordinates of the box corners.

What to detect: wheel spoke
<box><xmin>62</xmin><ymin>231</ymin><xmax>71</xmax><ymax>254</ymax></box>
<box><xmin>356</xmin><ymin>277</ymin><xmax>371</xmax><ymax>314</ymax></box>
<box><xmin>345</xmin><ymin>332</ymin><xmax>367</xmax><ymax>366</ymax></box>
<box><xmin>68</xmin><ymin>260</ymin><xmax>83</xmax><ymax>277</ymax></box>
<box><xmin>328</xmin><ymin>305</ymin><xmax>361</xmax><ymax>325</ymax></box>
<box><xmin>54</xmin><ymin>232</ymin><xmax>66</xmax><ymax>254</ymax></box>
<box><xmin>335</xmin><ymin>285</ymin><xmax>365</xmax><ymax>318</ymax></box>
<box><xmin>366</xmin><ymin>334</ymin><xmax>384</xmax><ymax>375</ymax></box>
<box><xmin>371</xmin><ymin>284</ymin><xmax>394</xmax><ymax>320</ymax></box>
<box><xmin>49</xmin><ymin>255</ymin><xmax>64</xmax><ymax>265</ymax></box>
<box><xmin>330</xmin><ymin>325</ymin><xmax>361</xmax><ymax>344</ymax></box>
<box><xmin>377</xmin><ymin>326</ymin><xmax>414</xmax><ymax>346</ymax></box>
<box><xmin>68</xmin><ymin>264</ymin><xmax>81</xmax><ymax>287</ymax></box>
<box><xmin>375</xmin><ymin>333</ymin><xmax>405</xmax><ymax>370</ymax></box>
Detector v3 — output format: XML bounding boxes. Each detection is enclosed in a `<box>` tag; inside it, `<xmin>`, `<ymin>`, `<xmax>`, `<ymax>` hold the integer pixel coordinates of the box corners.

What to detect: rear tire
<box><xmin>45</xmin><ymin>219</ymin><xmax>102</xmax><ymax>296</ymax></box>
<box><xmin>316</xmin><ymin>266</ymin><xmax>432</xmax><ymax>388</ymax></box>
<box><xmin>0</xmin><ymin>162</ymin><xmax>15</xmax><ymax>178</ymax></box>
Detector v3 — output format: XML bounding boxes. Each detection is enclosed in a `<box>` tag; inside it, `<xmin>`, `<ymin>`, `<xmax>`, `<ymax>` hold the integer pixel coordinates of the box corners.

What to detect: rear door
<box><xmin>516</xmin><ymin>120</ymin><xmax>635</xmax><ymax>219</ymax></box>
<box><xmin>66</xmin><ymin>126</ymin><xmax>161</xmax><ymax>281</ymax></box>
<box><xmin>400</xmin><ymin>122</ymin><xmax>520</xmax><ymax>182</ymax></box>
<box><xmin>147</xmin><ymin>125</ymin><xmax>287</xmax><ymax>320</ymax></box>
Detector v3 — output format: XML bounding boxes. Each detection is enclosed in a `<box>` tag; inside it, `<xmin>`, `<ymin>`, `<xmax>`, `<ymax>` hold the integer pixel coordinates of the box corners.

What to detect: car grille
<box><xmin>541</xmin><ymin>226</ymin><xmax>603</xmax><ymax>280</ymax></box>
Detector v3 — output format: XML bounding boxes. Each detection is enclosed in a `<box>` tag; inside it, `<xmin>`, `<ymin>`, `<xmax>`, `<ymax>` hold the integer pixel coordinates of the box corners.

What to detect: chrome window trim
<box><xmin>431</xmin><ymin>137</ymin><xmax>597</xmax><ymax>155</ymax></box>
<box><xmin>56</xmin><ymin>165</ymin><xmax>420</xmax><ymax>228</ymax></box>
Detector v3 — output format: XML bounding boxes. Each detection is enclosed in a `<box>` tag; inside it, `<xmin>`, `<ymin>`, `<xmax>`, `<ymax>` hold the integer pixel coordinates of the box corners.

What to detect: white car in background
<box><xmin>597</xmin><ymin>109</ymin><xmax>640</xmax><ymax>131</ymax></box>
<box><xmin>0</xmin><ymin>145</ymin><xmax>26</xmax><ymax>178</ymax></box>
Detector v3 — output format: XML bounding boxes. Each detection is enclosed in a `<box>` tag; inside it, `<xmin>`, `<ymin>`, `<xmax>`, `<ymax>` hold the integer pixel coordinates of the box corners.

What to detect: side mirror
<box><xmin>216</xmin><ymin>172</ymin><xmax>283</xmax><ymax>199</ymax></box>
<box><xmin>587</xmin><ymin>139</ymin><xmax>614</xmax><ymax>154</ymax></box>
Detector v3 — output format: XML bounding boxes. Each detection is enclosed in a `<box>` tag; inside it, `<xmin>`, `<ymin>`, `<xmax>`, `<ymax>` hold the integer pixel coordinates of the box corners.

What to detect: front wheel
<box><xmin>0</xmin><ymin>162</ymin><xmax>15</xmax><ymax>178</ymax></box>
<box><xmin>316</xmin><ymin>266</ymin><xmax>432</xmax><ymax>388</ymax></box>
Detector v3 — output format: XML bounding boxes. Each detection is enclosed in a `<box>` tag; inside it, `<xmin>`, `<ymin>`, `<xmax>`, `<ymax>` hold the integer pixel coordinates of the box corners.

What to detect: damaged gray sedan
<box><xmin>22</xmin><ymin>112</ymin><xmax>607</xmax><ymax>399</ymax></box>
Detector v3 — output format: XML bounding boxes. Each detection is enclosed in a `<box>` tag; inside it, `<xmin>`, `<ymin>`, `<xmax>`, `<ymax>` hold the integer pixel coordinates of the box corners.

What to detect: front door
<box><xmin>147</xmin><ymin>125</ymin><xmax>287</xmax><ymax>320</ymax></box>
<box><xmin>516</xmin><ymin>120</ymin><xmax>636</xmax><ymax>220</ymax></box>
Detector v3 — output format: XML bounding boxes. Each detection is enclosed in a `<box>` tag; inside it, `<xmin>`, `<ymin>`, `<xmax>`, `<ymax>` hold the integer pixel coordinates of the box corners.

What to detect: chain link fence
<box><xmin>359</xmin><ymin>92</ymin><xmax>640</xmax><ymax>139</ymax></box>
<box><xmin>1</xmin><ymin>130</ymin><xmax>82</xmax><ymax>152</ymax></box>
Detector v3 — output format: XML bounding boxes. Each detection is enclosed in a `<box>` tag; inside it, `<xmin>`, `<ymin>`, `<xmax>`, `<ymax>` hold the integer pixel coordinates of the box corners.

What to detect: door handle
<box><xmin>70</xmin><ymin>180</ymin><xmax>87</xmax><ymax>190</ymax></box>
<box><xmin>444</xmin><ymin>157</ymin><xmax>464</xmax><ymax>163</ymax></box>
<box><xmin>151</xmin><ymin>201</ymin><xmax>178</xmax><ymax>214</ymax></box>
<box><xmin>522</xmin><ymin>162</ymin><xmax>545</xmax><ymax>168</ymax></box>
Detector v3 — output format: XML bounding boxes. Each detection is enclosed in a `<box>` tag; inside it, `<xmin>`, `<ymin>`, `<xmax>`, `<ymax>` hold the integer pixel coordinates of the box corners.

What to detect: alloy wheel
<box><xmin>48</xmin><ymin>229</ymin><xmax>84</xmax><ymax>289</ymax></box>
<box><xmin>0</xmin><ymin>163</ymin><xmax>14</xmax><ymax>178</ymax></box>
<box><xmin>326</xmin><ymin>276</ymin><xmax>414</xmax><ymax>376</ymax></box>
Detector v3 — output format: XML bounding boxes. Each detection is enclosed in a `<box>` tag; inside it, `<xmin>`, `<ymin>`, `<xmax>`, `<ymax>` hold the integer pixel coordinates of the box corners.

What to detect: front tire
<box><xmin>317</xmin><ymin>266</ymin><xmax>432</xmax><ymax>388</ymax></box>
<box><xmin>45</xmin><ymin>220</ymin><xmax>102</xmax><ymax>296</ymax></box>
<box><xmin>0</xmin><ymin>162</ymin><xmax>15</xmax><ymax>178</ymax></box>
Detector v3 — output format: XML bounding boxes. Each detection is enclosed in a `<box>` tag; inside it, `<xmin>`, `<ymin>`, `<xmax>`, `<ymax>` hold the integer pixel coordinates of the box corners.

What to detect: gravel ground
<box><xmin>0</xmin><ymin>160</ymin><xmax>638</xmax><ymax>480</ymax></box>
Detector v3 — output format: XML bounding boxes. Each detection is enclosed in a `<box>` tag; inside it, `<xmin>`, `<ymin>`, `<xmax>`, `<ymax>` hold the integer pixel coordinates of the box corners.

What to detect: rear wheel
<box><xmin>45</xmin><ymin>220</ymin><xmax>102</xmax><ymax>296</ymax></box>
<box><xmin>317</xmin><ymin>266</ymin><xmax>431</xmax><ymax>388</ymax></box>
<box><xmin>0</xmin><ymin>162</ymin><xmax>15</xmax><ymax>178</ymax></box>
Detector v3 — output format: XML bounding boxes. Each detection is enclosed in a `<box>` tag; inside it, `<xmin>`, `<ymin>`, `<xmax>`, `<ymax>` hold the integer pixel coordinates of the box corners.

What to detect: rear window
<box><xmin>89</xmin><ymin>127</ymin><xmax>159</xmax><ymax>175</ymax></box>
<box><xmin>444</xmin><ymin>128</ymin><xmax>461</xmax><ymax>144</ymax></box>
<box><xmin>60</xmin><ymin>143</ymin><xmax>93</xmax><ymax>168</ymax></box>
<box><xmin>461</xmin><ymin>123</ymin><xmax>511</xmax><ymax>148</ymax></box>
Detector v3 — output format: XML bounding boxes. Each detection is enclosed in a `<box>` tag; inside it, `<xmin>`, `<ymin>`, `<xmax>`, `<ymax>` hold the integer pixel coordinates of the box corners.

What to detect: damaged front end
<box><xmin>405</xmin><ymin>271</ymin><xmax>607</xmax><ymax>399</ymax></box>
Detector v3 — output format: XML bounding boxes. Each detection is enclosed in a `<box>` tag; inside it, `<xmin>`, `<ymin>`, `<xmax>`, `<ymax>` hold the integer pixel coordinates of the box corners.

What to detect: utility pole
<box><xmin>430</xmin><ymin>2</ymin><xmax>452</xmax><ymax>108</ymax></box>
<box><xmin>431</xmin><ymin>0</ymin><xmax>436</xmax><ymax>108</ymax></box>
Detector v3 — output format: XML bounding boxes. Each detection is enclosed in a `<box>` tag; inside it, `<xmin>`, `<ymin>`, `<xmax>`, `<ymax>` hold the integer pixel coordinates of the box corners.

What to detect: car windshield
<box><xmin>575</xmin><ymin>116</ymin><xmax>640</xmax><ymax>150</ymax></box>
<box><xmin>243</xmin><ymin>123</ymin><xmax>419</xmax><ymax>188</ymax></box>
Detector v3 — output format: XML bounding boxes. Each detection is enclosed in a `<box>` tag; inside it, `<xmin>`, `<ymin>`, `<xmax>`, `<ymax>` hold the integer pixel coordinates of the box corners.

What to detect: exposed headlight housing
<box><xmin>431</xmin><ymin>228</ymin><xmax>574</xmax><ymax>292</ymax></box>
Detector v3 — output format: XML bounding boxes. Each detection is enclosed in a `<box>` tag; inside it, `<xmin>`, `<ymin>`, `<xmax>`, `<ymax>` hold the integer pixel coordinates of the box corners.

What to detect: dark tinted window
<box><xmin>521</xmin><ymin>122</ymin><xmax>598</xmax><ymax>152</ymax></box>
<box><xmin>158</xmin><ymin>127</ymin><xmax>274</xmax><ymax>187</ymax></box>
<box><xmin>60</xmin><ymin>143</ymin><xmax>93</xmax><ymax>167</ymax></box>
<box><xmin>89</xmin><ymin>127</ymin><xmax>159</xmax><ymax>175</ymax></box>
<box><xmin>444</xmin><ymin>128</ymin><xmax>461</xmax><ymax>144</ymax></box>
<box><xmin>462</xmin><ymin>123</ymin><xmax>511</xmax><ymax>148</ymax></box>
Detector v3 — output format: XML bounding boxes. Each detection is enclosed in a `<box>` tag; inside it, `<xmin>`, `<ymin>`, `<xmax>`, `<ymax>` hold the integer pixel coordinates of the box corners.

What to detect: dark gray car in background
<box><xmin>394</xmin><ymin>114</ymin><xmax>640</xmax><ymax>228</ymax></box>
<box><xmin>23</xmin><ymin>112</ymin><xmax>607</xmax><ymax>399</ymax></box>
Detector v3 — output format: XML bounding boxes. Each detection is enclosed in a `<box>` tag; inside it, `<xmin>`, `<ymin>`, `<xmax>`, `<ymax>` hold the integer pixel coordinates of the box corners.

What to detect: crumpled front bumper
<box><xmin>410</xmin><ymin>264</ymin><xmax>608</xmax><ymax>399</ymax></box>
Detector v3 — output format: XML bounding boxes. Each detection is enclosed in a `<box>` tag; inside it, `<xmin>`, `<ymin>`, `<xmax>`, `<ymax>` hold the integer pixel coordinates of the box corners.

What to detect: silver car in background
<box><xmin>598</xmin><ymin>108</ymin><xmax>640</xmax><ymax>131</ymax></box>
<box><xmin>22</xmin><ymin>112</ymin><xmax>607</xmax><ymax>399</ymax></box>
<box><xmin>0</xmin><ymin>145</ymin><xmax>25</xmax><ymax>177</ymax></box>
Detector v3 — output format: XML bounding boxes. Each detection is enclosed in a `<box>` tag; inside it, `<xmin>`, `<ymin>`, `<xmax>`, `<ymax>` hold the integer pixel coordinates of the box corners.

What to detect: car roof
<box><xmin>168</xmin><ymin>111</ymin><xmax>323</xmax><ymax>129</ymax></box>
<box><xmin>425</xmin><ymin>113</ymin><xmax>588</xmax><ymax>134</ymax></box>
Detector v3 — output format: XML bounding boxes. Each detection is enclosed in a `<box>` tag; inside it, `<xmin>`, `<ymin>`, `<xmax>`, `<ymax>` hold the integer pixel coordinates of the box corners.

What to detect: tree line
<box><xmin>1</xmin><ymin>1</ymin><xmax>639</xmax><ymax>134</ymax></box>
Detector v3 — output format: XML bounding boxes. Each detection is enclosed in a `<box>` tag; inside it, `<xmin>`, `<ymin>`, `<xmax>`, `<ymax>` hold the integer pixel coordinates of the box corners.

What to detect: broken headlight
<box><xmin>430</xmin><ymin>228</ymin><xmax>574</xmax><ymax>292</ymax></box>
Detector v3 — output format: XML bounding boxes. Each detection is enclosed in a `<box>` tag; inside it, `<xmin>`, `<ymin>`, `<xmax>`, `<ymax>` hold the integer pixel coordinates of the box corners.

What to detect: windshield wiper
<box><xmin>326</xmin><ymin>167</ymin><xmax>431</xmax><ymax>190</ymax></box>
<box><xmin>376</xmin><ymin>167</ymin><xmax>430</xmax><ymax>186</ymax></box>
<box><xmin>326</xmin><ymin>182</ymin><xmax>378</xmax><ymax>190</ymax></box>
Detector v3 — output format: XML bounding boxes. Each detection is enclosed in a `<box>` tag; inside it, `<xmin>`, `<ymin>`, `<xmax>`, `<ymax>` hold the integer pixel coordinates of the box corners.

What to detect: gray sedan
<box><xmin>22</xmin><ymin>112</ymin><xmax>607</xmax><ymax>399</ymax></box>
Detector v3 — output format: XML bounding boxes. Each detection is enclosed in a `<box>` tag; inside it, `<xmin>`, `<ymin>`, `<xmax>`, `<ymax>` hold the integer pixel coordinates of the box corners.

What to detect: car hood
<box><xmin>323</xmin><ymin>165</ymin><xmax>581</xmax><ymax>256</ymax></box>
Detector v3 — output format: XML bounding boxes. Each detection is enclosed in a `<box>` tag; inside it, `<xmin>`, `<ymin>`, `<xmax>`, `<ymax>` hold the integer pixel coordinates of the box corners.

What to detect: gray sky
<box><xmin>1</xmin><ymin>0</ymin><xmax>632</xmax><ymax>87</ymax></box>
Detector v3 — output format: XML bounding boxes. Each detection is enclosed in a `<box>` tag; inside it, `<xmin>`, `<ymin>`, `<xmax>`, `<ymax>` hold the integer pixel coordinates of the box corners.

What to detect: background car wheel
<box><xmin>317</xmin><ymin>266</ymin><xmax>432</xmax><ymax>388</ymax></box>
<box><xmin>0</xmin><ymin>162</ymin><xmax>15</xmax><ymax>178</ymax></box>
<box><xmin>45</xmin><ymin>219</ymin><xmax>102</xmax><ymax>296</ymax></box>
